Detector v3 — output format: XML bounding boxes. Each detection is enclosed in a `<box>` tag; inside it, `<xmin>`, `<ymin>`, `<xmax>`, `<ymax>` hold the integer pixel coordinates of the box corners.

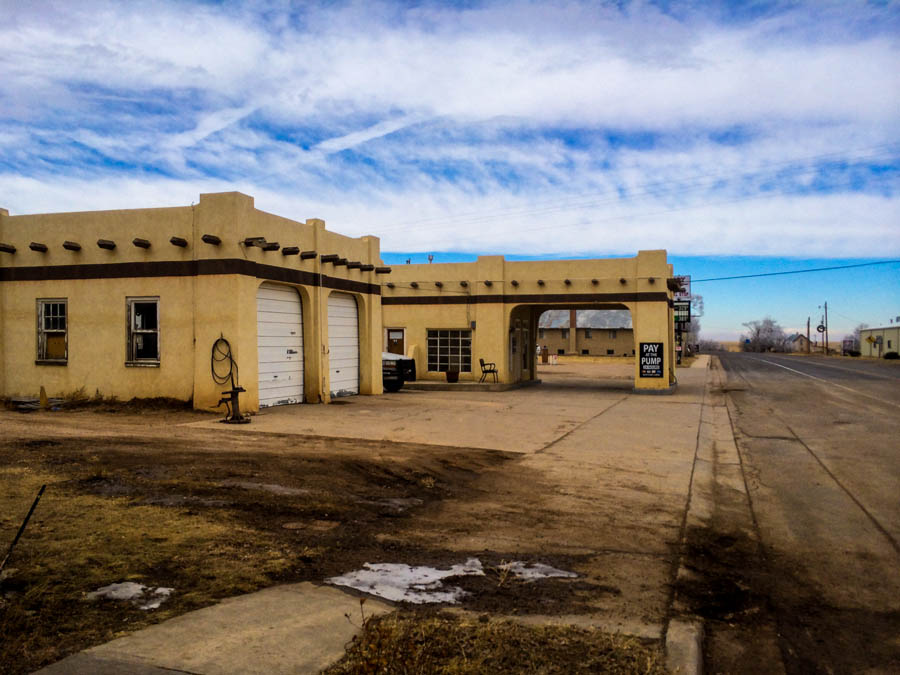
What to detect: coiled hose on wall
<box><xmin>211</xmin><ymin>336</ymin><xmax>249</xmax><ymax>422</ymax></box>
<box><xmin>211</xmin><ymin>336</ymin><xmax>239</xmax><ymax>390</ymax></box>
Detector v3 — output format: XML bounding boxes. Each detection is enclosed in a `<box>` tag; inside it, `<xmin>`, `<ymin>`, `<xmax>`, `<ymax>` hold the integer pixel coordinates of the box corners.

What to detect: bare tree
<box><xmin>698</xmin><ymin>339</ymin><xmax>724</xmax><ymax>351</ymax></box>
<box><xmin>682</xmin><ymin>294</ymin><xmax>704</xmax><ymax>347</ymax></box>
<box><xmin>846</xmin><ymin>323</ymin><xmax>869</xmax><ymax>352</ymax></box>
<box><xmin>740</xmin><ymin>317</ymin><xmax>788</xmax><ymax>352</ymax></box>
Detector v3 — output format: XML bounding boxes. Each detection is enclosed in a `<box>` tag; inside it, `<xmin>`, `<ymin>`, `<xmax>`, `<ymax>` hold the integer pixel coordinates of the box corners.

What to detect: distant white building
<box><xmin>859</xmin><ymin>325</ymin><xmax>900</xmax><ymax>358</ymax></box>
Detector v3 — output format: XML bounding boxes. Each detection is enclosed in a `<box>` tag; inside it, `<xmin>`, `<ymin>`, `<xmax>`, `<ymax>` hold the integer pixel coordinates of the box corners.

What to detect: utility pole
<box><xmin>824</xmin><ymin>301</ymin><xmax>829</xmax><ymax>356</ymax></box>
<box><xmin>806</xmin><ymin>317</ymin><xmax>811</xmax><ymax>354</ymax></box>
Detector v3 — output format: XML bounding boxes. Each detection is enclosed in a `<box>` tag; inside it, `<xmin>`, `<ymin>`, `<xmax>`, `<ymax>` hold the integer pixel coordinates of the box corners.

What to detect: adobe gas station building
<box><xmin>382</xmin><ymin>251</ymin><xmax>677</xmax><ymax>393</ymax></box>
<box><xmin>0</xmin><ymin>192</ymin><xmax>679</xmax><ymax>410</ymax></box>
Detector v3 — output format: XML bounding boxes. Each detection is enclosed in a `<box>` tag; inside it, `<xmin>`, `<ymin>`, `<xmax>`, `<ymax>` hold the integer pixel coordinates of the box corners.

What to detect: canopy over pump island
<box><xmin>0</xmin><ymin>192</ymin><xmax>679</xmax><ymax>411</ymax></box>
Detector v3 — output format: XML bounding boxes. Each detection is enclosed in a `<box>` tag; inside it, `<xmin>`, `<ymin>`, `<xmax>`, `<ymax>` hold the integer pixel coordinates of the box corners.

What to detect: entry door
<box><xmin>328</xmin><ymin>292</ymin><xmax>359</xmax><ymax>397</ymax></box>
<box><xmin>387</xmin><ymin>329</ymin><xmax>405</xmax><ymax>355</ymax></box>
<box><xmin>257</xmin><ymin>282</ymin><xmax>304</xmax><ymax>407</ymax></box>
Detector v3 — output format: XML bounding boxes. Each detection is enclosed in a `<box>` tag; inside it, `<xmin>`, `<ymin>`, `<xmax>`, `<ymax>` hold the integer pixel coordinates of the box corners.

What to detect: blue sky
<box><xmin>1</xmin><ymin>0</ymin><xmax>898</xmax><ymax>340</ymax></box>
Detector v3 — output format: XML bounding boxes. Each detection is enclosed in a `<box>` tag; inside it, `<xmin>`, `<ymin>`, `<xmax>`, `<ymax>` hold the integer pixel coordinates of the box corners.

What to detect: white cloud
<box><xmin>0</xmin><ymin>0</ymin><xmax>897</xmax><ymax>258</ymax></box>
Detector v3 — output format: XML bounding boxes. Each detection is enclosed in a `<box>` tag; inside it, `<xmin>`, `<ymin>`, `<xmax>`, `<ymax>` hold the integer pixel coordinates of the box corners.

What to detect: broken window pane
<box><xmin>134</xmin><ymin>332</ymin><xmax>158</xmax><ymax>360</ymax></box>
<box><xmin>134</xmin><ymin>303</ymin><xmax>158</xmax><ymax>330</ymax></box>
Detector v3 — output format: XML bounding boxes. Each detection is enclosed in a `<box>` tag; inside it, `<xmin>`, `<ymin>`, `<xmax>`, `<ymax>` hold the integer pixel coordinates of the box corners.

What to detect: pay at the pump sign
<box><xmin>640</xmin><ymin>342</ymin><xmax>664</xmax><ymax>378</ymax></box>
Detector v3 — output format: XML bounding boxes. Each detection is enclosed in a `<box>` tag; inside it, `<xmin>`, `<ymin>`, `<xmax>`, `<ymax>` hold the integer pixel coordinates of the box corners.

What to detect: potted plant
<box><xmin>445</xmin><ymin>370</ymin><xmax>459</xmax><ymax>383</ymax></box>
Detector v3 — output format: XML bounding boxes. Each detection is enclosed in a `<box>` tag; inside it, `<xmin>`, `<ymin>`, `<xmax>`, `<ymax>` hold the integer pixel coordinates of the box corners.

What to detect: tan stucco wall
<box><xmin>0</xmin><ymin>277</ymin><xmax>195</xmax><ymax>401</ymax></box>
<box><xmin>539</xmin><ymin>327</ymin><xmax>635</xmax><ymax>356</ymax></box>
<box><xmin>0</xmin><ymin>192</ymin><xmax>384</xmax><ymax>410</ymax></box>
<box><xmin>381</xmin><ymin>250</ymin><xmax>676</xmax><ymax>390</ymax></box>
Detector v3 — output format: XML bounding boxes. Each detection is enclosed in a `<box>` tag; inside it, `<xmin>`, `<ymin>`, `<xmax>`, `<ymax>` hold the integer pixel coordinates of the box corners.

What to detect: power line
<box><xmin>692</xmin><ymin>260</ymin><xmax>900</xmax><ymax>283</ymax></box>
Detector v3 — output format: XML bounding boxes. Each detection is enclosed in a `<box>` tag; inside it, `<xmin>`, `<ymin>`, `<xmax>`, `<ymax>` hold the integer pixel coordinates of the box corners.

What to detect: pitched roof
<box><xmin>538</xmin><ymin>309</ymin><xmax>632</xmax><ymax>329</ymax></box>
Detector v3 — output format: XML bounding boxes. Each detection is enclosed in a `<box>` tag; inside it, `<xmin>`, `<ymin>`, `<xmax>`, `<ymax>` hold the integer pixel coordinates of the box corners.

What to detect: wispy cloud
<box><xmin>1</xmin><ymin>0</ymin><xmax>898</xmax><ymax>256</ymax></box>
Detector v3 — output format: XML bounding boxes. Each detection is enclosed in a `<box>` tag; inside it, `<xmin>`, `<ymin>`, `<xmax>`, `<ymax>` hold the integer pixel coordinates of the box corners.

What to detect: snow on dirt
<box><xmin>86</xmin><ymin>582</ymin><xmax>174</xmax><ymax>610</ymax></box>
<box><xmin>328</xmin><ymin>558</ymin><xmax>577</xmax><ymax>603</ymax></box>
<box><xmin>500</xmin><ymin>561</ymin><xmax>579</xmax><ymax>581</ymax></box>
<box><xmin>328</xmin><ymin>558</ymin><xmax>484</xmax><ymax>604</ymax></box>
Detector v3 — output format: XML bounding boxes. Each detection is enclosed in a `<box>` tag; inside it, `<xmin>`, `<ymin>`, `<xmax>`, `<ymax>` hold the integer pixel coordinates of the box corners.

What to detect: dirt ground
<box><xmin>1</xmin><ymin>363</ymin><xmax>704</xmax><ymax>674</ymax></box>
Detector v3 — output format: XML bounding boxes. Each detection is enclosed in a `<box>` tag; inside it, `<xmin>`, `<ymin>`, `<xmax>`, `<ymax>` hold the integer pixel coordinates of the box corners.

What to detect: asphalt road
<box><xmin>715</xmin><ymin>352</ymin><xmax>900</xmax><ymax>673</ymax></box>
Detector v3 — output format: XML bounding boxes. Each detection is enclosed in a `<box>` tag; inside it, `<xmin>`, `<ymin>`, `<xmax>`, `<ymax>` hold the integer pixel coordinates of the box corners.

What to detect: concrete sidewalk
<box><xmin>37</xmin><ymin>358</ymin><xmax>712</xmax><ymax>675</ymax></box>
<box><xmin>37</xmin><ymin>584</ymin><xmax>392</xmax><ymax>675</ymax></box>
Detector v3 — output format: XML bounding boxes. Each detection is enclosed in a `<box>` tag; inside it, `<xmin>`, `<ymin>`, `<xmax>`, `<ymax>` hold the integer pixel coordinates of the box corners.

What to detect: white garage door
<box><xmin>328</xmin><ymin>291</ymin><xmax>359</xmax><ymax>397</ymax></box>
<box><xmin>257</xmin><ymin>282</ymin><xmax>304</xmax><ymax>407</ymax></box>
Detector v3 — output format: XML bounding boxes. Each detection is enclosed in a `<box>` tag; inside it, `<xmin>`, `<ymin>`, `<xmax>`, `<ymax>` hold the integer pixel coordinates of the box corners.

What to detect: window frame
<box><xmin>426</xmin><ymin>329</ymin><xmax>472</xmax><ymax>373</ymax></box>
<box><xmin>126</xmin><ymin>296</ymin><xmax>160</xmax><ymax>367</ymax></box>
<box><xmin>36</xmin><ymin>298</ymin><xmax>68</xmax><ymax>365</ymax></box>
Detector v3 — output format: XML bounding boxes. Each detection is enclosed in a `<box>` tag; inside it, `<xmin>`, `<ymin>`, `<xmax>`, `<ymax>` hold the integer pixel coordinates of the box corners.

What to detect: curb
<box><xmin>666</xmin><ymin>619</ymin><xmax>704</xmax><ymax>675</ymax></box>
<box><xmin>665</xmin><ymin>356</ymin><xmax>710</xmax><ymax>675</ymax></box>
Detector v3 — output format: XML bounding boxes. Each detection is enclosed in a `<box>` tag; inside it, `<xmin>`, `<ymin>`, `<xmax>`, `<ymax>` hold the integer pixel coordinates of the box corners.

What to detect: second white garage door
<box><xmin>257</xmin><ymin>282</ymin><xmax>304</xmax><ymax>407</ymax></box>
<box><xmin>328</xmin><ymin>292</ymin><xmax>359</xmax><ymax>397</ymax></box>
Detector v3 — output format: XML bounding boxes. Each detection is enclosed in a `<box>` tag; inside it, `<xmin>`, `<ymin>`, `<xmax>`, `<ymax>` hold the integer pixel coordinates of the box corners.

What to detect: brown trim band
<box><xmin>381</xmin><ymin>292</ymin><xmax>670</xmax><ymax>305</ymax></box>
<box><xmin>0</xmin><ymin>259</ymin><xmax>380</xmax><ymax>296</ymax></box>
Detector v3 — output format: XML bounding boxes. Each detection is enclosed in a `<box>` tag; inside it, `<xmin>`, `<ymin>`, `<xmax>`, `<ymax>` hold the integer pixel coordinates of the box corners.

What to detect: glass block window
<box><xmin>427</xmin><ymin>329</ymin><xmax>472</xmax><ymax>372</ymax></box>
<box><xmin>37</xmin><ymin>299</ymin><xmax>67</xmax><ymax>362</ymax></box>
<box><xmin>127</xmin><ymin>297</ymin><xmax>160</xmax><ymax>363</ymax></box>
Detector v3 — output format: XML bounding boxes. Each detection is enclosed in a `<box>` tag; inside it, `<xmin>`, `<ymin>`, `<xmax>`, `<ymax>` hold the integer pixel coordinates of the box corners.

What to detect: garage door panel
<box><xmin>258</xmin><ymin>355</ymin><xmax>302</xmax><ymax>369</ymax></box>
<box><xmin>257</xmin><ymin>336</ymin><xmax>303</xmax><ymax>349</ymax></box>
<box><xmin>257</xmin><ymin>296</ymin><xmax>303</xmax><ymax>311</ymax></box>
<box><xmin>257</xmin><ymin>311</ymin><xmax>302</xmax><ymax>325</ymax></box>
<box><xmin>328</xmin><ymin>292</ymin><xmax>359</xmax><ymax>397</ymax></box>
<box><xmin>259</xmin><ymin>375</ymin><xmax>301</xmax><ymax>387</ymax></box>
<box><xmin>257</xmin><ymin>282</ymin><xmax>304</xmax><ymax>407</ymax></box>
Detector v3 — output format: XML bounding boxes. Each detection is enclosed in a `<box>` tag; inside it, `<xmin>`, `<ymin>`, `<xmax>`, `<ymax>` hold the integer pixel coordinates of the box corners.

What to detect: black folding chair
<box><xmin>479</xmin><ymin>358</ymin><xmax>498</xmax><ymax>383</ymax></box>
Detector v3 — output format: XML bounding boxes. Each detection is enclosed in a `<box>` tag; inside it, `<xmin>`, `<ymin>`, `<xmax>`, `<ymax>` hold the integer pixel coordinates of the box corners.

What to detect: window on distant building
<box><xmin>557</xmin><ymin>348</ymin><xmax>565</xmax><ymax>355</ymax></box>
<box><xmin>561</xmin><ymin>328</ymin><xmax>569</xmax><ymax>339</ymax></box>
<box><xmin>127</xmin><ymin>297</ymin><xmax>160</xmax><ymax>365</ymax></box>
<box><xmin>581</xmin><ymin>349</ymin><xmax>589</xmax><ymax>355</ymax></box>
<box><xmin>607</xmin><ymin>349</ymin><xmax>614</xmax><ymax>355</ymax></box>
<box><xmin>585</xmin><ymin>329</ymin><xmax>592</xmax><ymax>338</ymax></box>
<box><xmin>609</xmin><ymin>330</ymin><xmax>617</xmax><ymax>339</ymax></box>
<box><xmin>538</xmin><ymin>328</ymin><xmax>545</xmax><ymax>339</ymax></box>
<box><xmin>37</xmin><ymin>299</ymin><xmax>67</xmax><ymax>363</ymax></box>
<box><xmin>427</xmin><ymin>329</ymin><xmax>472</xmax><ymax>372</ymax></box>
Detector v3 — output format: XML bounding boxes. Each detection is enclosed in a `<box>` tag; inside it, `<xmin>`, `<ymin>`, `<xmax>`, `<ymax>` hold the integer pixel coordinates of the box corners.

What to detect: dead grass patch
<box><xmin>325</xmin><ymin>609</ymin><xmax>665</xmax><ymax>674</ymax></box>
<box><xmin>0</xmin><ymin>466</ymin><xmax>298</xmax><ymax>674</ymax></box>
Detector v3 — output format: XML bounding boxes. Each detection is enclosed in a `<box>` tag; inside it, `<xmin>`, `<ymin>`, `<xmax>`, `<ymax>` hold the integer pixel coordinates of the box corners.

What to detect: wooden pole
<box><xmin>1</xmin><ymin>485</ymin><xmax>46</xmax><ymax>575</ymax></box>
<box><xmin>807</xmin><ymin>317</ymin><xmax>811</xmax><ymax>354</ymax></box>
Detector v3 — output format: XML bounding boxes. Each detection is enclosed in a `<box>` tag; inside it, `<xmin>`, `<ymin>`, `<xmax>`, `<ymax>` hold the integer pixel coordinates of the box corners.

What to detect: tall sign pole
<box><xmin>824</xmin><ymin>302</ymin><xmax>829</xmax><ymax>356</ymax></box>
<box><xmin>806</xmin><ymin>317</ymin><xmax>810</xmax><ymax>354</ymax></box>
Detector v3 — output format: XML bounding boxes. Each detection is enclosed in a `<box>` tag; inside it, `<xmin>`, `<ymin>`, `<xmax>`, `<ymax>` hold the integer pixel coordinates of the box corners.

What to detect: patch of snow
<box><xmin>86</xmin><ymin>582</ymin><xmax>174</xmax><ymax>610</ymax></box>
<box><xmin>327</xmin><ymin>558</ymin><xmax>578</xmax><ymax>603</ymax></box>
<box><xmin>138</xmin><ymin>586</ymin><xmax>174</xmax><ymax>610</ymax></box>
<box><xmin>86</xmin><ymin>582</ymin><xmax>146</xmax><ymax>602</ymax></box>
<box><xmin>501</xmin><ymin>561</ymin><xmax>578</xmax><ymax>581</ymax></box>
<box><xmin>327</xmin><ymin>558</ymin><xmax>484</xmax><ymax>604</ymax></box>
